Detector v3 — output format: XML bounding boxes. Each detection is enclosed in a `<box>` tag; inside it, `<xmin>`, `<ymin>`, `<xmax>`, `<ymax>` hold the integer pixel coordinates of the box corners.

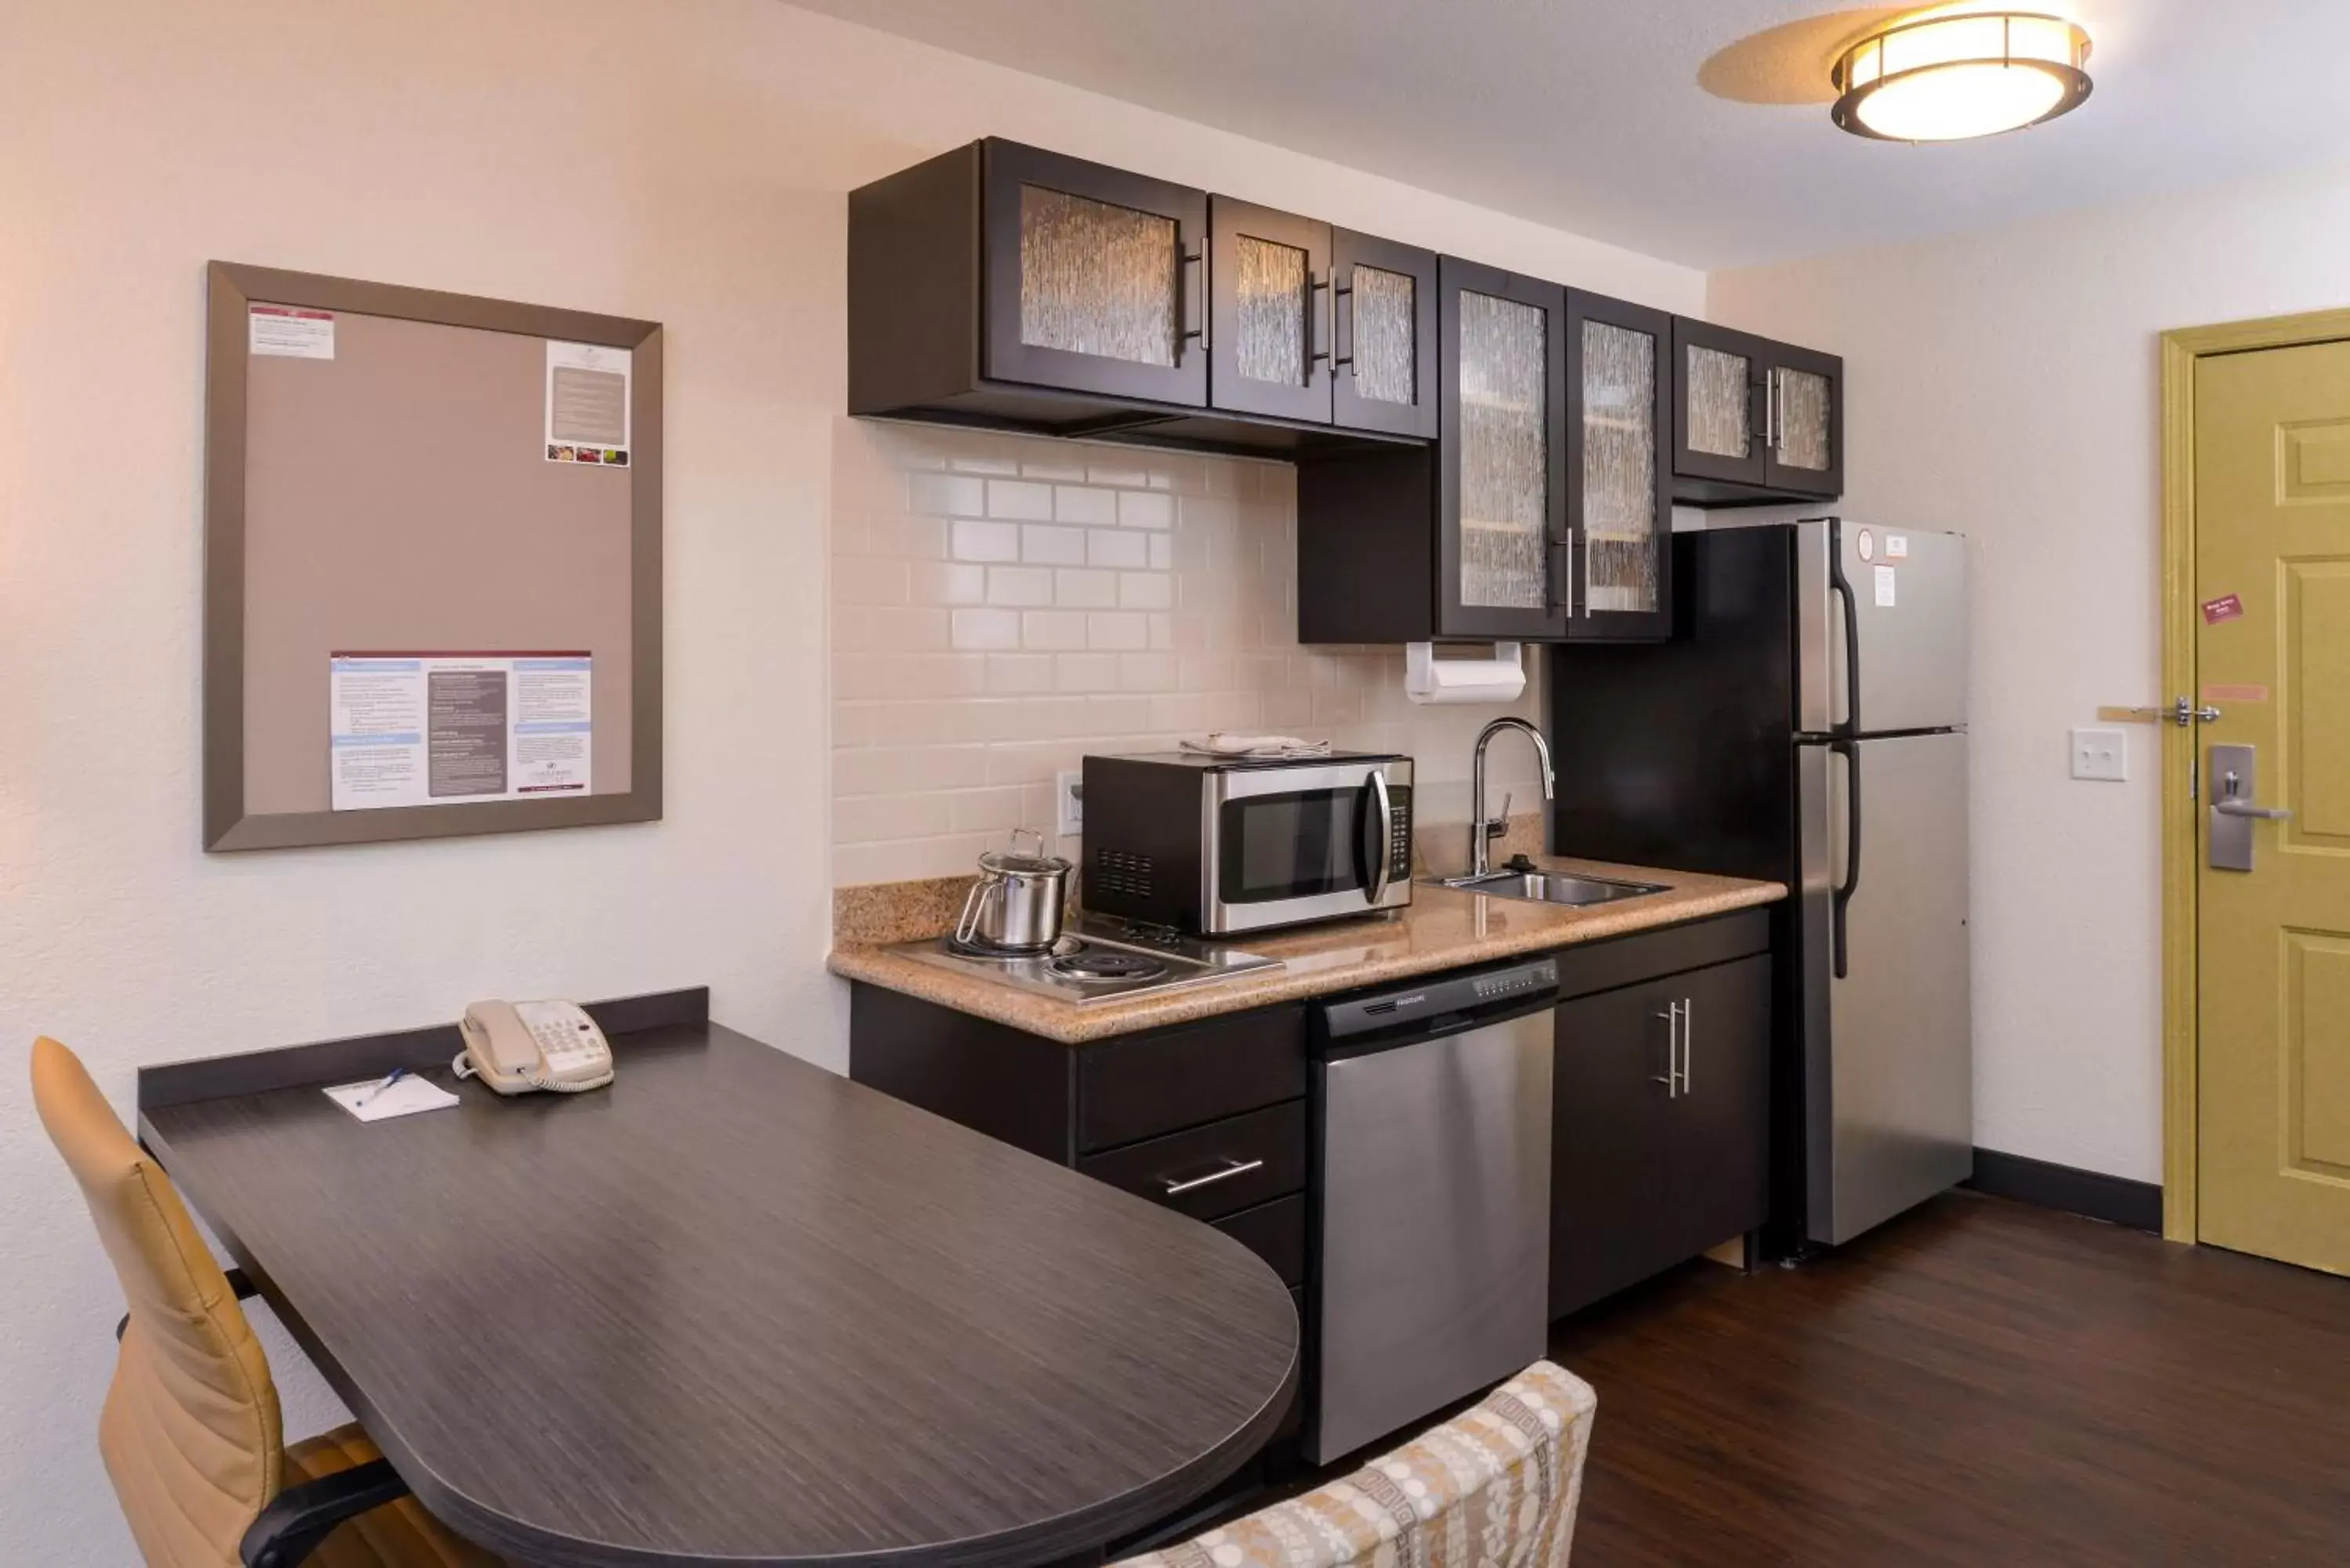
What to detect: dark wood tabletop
<box><xmin>137</xmin><ymin>995</ymin><xmax>1299</xmax><ymax>1568</ymax></box>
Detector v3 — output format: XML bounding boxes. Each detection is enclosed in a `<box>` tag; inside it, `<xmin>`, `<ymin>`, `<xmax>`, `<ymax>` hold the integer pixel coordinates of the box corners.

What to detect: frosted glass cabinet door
<box><xmin>1567</xmin><ymin>290</ymin><xmax>1673</xmax><ymax>639</ymax></box>
<box><xmin>1671</xmin><ymin>318</ymin><xmax>1768</xmax><ymax>489</ymax></box>
<box><xmin>1762</xmin><ymin>345</ymin><xmax>1843</xmax><ymax>496</ymax></box>
<box><xmin>1208</xmin><ymin>197</ymin><xmax>1332</xmax><ymax>424</ymax></box>
<box><xmin>1331</xmin><ymin>229</ymin><xmax>1439</xmax><ymax>439</ymax></box>
<box><xmin>982</xmin><ymin>141</ymin><xmax>1208</xmax><ymax>407</ymax></box>
<box><xmin>1438</xmin><ymin>258</ymin><xmax>1567</xmax><ymax>639</ymax></box>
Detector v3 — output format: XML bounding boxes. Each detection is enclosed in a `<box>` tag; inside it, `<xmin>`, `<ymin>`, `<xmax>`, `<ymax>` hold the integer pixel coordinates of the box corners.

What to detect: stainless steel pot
<box><xmin>954</xmin><ymin>829</ymin><xmax>1074</xmax><ymax>952</ymax></box>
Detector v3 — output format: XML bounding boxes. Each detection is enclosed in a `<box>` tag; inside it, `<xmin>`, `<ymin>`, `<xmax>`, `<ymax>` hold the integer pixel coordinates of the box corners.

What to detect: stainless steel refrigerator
<box><xmin>1546</xmin><ymin>518</ymin><xmax>1970</xmax><ymax>1248</ymax></box>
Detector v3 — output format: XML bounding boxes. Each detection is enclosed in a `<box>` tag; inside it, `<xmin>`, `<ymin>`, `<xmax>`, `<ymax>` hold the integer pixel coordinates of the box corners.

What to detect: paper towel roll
<box><xmin>1405</xmin><ymin>641</ymin><xmax>1525</xmax><ymax>705</ymax></box>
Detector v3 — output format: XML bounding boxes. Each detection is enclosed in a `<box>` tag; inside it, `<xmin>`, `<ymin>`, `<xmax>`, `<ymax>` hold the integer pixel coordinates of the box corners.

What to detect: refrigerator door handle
<box><xmin>1825</xmin><ymin>522</ymin><xmax>1862</xmax><ymax>735</ymax></box>
<box><xmin>1831</xmin><ymin>738</ymin><xmax>1862</xmax><ymax>980</ymax></box>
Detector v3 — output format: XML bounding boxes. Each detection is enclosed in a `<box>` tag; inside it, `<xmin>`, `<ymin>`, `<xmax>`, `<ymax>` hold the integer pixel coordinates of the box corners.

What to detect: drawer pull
<box><xmin>1162</xmin><ymin>1158</ymin><xmax>1264</xmax><ymax>1195</ymax></box>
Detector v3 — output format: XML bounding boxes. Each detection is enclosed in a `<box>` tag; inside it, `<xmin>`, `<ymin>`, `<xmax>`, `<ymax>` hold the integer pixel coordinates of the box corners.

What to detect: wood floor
<box><xmin>1548</xmin><ymin>1191</ymin><xmax>2350</xmax><ymax>1566</ymax></box>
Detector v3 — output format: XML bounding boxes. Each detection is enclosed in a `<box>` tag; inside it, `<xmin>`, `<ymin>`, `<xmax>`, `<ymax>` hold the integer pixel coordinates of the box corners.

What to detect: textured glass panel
<box><xmin>1686</xmin><ymin>343</ymin><xmax>1752</xmax><ymax>459</ymax></box>
<box><xmin>1232</xmin><ymin>234</ymin><xmax>1307</xmax><ymax>385</ymax></box>
<box><xmin>1582</xmin><ymin>319</ymin><xmax>1658</xmax><ymax>614</ymax></box>
<box><xmin>1018</xmin><ymin>185</ymin><xmax>1177</xmax><ymax>367</ymax></box>
<box><xmin>1350</xmin><ymin>264</ymin><xmax>1416</xmax><ymax>406</ymax></box>
<box><xmin>1457</xmin><ymin>291</ymin><xmax>1548</xmax><ymax>610</ymax></box>
<box><xmin>1779</xmin><ymin>369</ymin><xmax>1832</xmax><ymax>471</ymax></box>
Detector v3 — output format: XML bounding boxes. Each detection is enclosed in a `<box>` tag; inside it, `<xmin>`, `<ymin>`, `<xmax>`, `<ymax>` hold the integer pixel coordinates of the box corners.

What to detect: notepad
<box><xmin>324</xmin><ymin>1075</ymin><xmax>460</xmax><ymax>1122</ymax></box>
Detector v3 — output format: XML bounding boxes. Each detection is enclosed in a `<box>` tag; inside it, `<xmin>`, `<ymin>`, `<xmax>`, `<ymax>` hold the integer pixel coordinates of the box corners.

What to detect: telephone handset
<box><xmin>455</xmin><ymin>1000</ymin><xmax>615</xmax><ymax>1096</ymax></box>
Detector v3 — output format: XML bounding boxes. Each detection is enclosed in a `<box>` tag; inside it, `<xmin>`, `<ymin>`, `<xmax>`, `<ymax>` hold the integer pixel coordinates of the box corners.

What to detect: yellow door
<box><xmin>2196</xmin><ymin>338</ymin><xmax>2350</xmax><ymax>1275</ymax></box>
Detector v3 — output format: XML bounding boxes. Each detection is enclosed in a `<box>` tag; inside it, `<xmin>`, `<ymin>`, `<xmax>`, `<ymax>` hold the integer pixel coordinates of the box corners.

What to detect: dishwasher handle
<box><xmin>1318</xmin><ymin>957</ymin><xmax>1560</xmax><ymax>1057</ymax></box>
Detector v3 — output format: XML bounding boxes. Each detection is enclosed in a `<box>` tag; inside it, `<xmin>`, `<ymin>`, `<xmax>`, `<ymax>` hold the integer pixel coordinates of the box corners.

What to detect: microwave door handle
<box><xmin>1364</xmin><ymin>770</ymin><xmax>1394</xmax><ymax>905</ymax></box>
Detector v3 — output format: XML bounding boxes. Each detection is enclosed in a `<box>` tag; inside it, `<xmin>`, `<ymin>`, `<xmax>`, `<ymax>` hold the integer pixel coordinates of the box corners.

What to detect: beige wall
<box><xmin>1709</xmin><ymin>157</ymin><xmax>2350</xmax><ymax>1184</ymax></box>
<box><xmin>0</xmin><ymin>2</ymin><xmax>1701</xmax><ymax>1560</ymax></box>
<box><xmin>832</xmin><ymin>421</ymin><xmax>1550</xmax><ymax>887</ymax></box>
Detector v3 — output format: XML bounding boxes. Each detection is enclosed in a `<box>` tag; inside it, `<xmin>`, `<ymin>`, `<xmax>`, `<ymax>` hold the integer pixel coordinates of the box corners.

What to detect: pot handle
<box><xmin>955</xmin><ymin>870</ymin><xmax>1004</xmax><ymax>946</ymax></box>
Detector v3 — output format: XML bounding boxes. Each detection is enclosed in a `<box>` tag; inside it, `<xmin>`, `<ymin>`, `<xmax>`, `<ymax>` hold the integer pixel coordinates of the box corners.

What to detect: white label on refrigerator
<box><xmin>1885</xmin><ymin>533</ymin><xmax>1910</xmax><ymax>559</ymax></box>
<box><xmin>1874</xmin><ymin>564</ymin><xmax>1897</xmax><ymax>608</ymax></box>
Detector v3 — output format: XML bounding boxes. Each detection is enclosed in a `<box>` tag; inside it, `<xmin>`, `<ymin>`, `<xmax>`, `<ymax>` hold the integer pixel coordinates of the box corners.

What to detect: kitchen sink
<box><xmin>1431</xmin><ymin>869</ymin><xmax>1668</xmax><ymax>906</ymax></box>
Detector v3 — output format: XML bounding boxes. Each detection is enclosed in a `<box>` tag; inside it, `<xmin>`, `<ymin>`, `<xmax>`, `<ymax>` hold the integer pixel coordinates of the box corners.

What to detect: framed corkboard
<box><xmin>203</xmin><ymin>262</ymin><xmax>662</xmax><ymax>851</ymax></box>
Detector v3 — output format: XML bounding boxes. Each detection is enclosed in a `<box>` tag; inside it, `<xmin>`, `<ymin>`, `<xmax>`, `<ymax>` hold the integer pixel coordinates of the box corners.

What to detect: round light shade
<box><xmin>1833</xmin><ymin>11</ymin><xmax>2092</xmax><ymax>142</ymax></box>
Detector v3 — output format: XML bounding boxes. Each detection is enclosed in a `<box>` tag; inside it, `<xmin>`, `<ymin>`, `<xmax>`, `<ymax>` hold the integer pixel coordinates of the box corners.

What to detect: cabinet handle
<box><xmin>1332</xmin><ymin>276</ymin><xmax>1354</xmax><ymax>370</ymax></box>
<box><xmin>1679</xmin><ymin>995</ymin><xmax>1693</xmax><ymax>1096</ymax></box>
<box><xmin>1179</xmin><ymin>244</ymin><xmax>1208</xmax><ymax>358</ymax></box>
<box><xmin>1162</xmin><ymin>1157</ymin><xmax>1263</xmax><ymax>1195</ymax></box>
<box><xmin>1651</xmin><ymin>1003</ymin><xmax>1682</xmax><ymax>1098</ymax></box>
<box><xmin>1308</xmin><ymin>272</ymin><xmax>1332</xmax><ymax>381</ymax></box>
<box><xmin>1549</xmin><ymin>537</ymin><xmax>1578</xmax><ymax>616</ymax></box>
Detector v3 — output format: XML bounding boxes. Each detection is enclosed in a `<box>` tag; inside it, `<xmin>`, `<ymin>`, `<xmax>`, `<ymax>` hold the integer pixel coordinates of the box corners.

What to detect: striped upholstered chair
<box><xmin>1117</xmin><ymin>1360</ymin><xmax>1597</xmax><ymax>1568</ymax></box>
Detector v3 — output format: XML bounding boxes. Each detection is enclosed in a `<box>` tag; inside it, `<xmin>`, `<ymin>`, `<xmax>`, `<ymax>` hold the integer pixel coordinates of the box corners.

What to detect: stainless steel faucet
<box><xmin>1469</xmin><ymin>717</ymin><xmax>1556</xmax><ymax>879</ymax></box>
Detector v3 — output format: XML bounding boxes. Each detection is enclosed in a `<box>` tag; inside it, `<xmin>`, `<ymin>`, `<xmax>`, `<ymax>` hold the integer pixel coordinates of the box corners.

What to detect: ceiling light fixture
<box><xmin>1831</xmin><ymin>10</ymin><xmax>2092</xmax><ymax>143</ymax></box>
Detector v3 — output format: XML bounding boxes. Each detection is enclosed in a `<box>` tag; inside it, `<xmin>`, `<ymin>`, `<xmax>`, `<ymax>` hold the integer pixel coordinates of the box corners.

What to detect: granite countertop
<box><xmin>826</xmin><ymin>854</ymin><xmax>1787</xmax><ymax>1045</ymax></box>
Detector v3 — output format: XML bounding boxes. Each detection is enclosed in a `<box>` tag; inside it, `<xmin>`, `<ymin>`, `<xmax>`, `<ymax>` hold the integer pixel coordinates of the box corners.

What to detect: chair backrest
<box><xmin>1117</xmin><ymin>1360</ymin><xmax>1597</xmax><ymax>1568</ymax></box>
<box><xmin>31</xmin><ymin>1036</ymin><xmax>285</xmax><ymax>1568</ymax></box>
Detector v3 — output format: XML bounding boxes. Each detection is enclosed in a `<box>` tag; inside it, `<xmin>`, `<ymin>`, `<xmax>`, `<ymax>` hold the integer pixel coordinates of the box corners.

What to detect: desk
<box><xmin>136</xmin><ymin>991</ymin><xmax>1298</xmax><ymax>1568</ymax></box>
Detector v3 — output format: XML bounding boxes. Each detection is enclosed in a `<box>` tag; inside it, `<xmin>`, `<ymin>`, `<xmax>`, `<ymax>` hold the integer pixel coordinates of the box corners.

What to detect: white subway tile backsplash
<box><xmin>909</xmin><ymin>471</ymin><xmax>984</xmax><ymax>518</ymax></box>
<box><xmin>913</xmin><ymin>561</ymin><xmax>986</xmax><ymax>605</ymax></box>
<box><xmin>1021</xmin><ymin>609</ymin><xmax>1090</xmax><ymax>651</ymax></box>
<box><xmin>1118</xmin><ymin>572</ymin><xmax>1173</xmax><ymax>611</ymax></box>
<box><xmin>830</xmin><ymin>420</ymin><xmax>1541</xmax><ymax>882</ymax></box>
<box><xmin>985</xmin><ymin>565</ymin><xmax>1055</xmax><ymax>607</ymax></box>
<box><xmin>985</xmin><ymin>653</ymin><xmax>1055</xmax><ymax>695</ymax></box>
<box><xmin>951</xmin><ymin>519</ymin><xmax>1021</xmax><ymax>563</ymax></box>
<box><xmin>1086</xmin><ymin>612</ymin><xmax>1150</xmax><ymax>651</ymax></box>
<box><xmin>1021</xmin><ymin>525</ymin><xmax>1088</xmax><ymax>565</ymax></box>
<box><xmin>949</xmin><ymin>608</ymin><xmax>1021</xmax><ymax>650</ymax></box>
<box><xmin>987</xmin><ymin>479</ymin><xmax>1055</xmax><ymax>520</ymax></box>
<box><xmin>1086</xmin><ymin>528</ymin><xmax>1148</xmax><ymax>569</ymax></box>
<box><xmin>1055</xmin><ymin>486</ymin><xmax>1118</xmax><ymax>526</ymax></box>
<box><xmin>1118</xmin><ymin>491</ymin><xmax>1174</xmax><ymax>530</ymax></box>
<box><xmin>1054</xmin><ymin>568</ymin><xmax>1119</xmax><ymax>609</ymax></box>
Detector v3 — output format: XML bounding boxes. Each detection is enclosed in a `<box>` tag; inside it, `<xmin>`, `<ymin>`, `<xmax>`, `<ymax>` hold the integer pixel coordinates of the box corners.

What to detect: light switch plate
<box><xmin>2070</xmin><ymin>726</ymin><xmax>2128</xmax><ymax>782</ymax></box>
<box><xmin>1056</xmin><ymin>770</ymin><xmax>1083</xmax><ymax>836</ymax></box>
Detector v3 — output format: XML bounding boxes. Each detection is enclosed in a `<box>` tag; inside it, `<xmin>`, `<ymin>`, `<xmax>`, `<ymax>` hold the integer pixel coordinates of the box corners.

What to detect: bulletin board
<box><xmin>202</xmin><ymin>262</ymin><xmax>663</xmax><ymax>851</ymax></box>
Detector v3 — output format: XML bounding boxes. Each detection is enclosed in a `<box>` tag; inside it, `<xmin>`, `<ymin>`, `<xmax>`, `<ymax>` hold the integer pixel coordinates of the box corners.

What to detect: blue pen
<box><xmin>353</xmin><ymin>1067</ymin><xmax>408</xmax><ymax>1108</ymax></box>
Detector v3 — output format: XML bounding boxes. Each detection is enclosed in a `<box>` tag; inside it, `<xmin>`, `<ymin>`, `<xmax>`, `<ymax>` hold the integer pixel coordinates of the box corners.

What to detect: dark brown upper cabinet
<box><xmin>1205</xmin><ymin>202</ymin><xmax>1439</xmax><ymax>439</ymax></box>
<box><xmin>1296</xmin><ymin>257</ymin><xmax>1567</xmax><ymax>643</ymax></box>
<box><xmin>1330</xmin><ymin>229</ymin><xmax>1439</xmax><ymax>439</ymax></box>
<box><xmin>1670</xmin><ymin>318</ymin><xmax>1843</xmax><ymax>504</ymax></box>
<box><xmin>1564</xmin><ymin>291</ymin><xmax>1674</xmax><ymax>641</ymax></box>
<box><xmin>1439</xmin><ymin>259</ymin><xmax>1570</xmax><ymax>641</ymax></box>
<box><xmin>984</xmin><ymin>141</ymin><xmax>1208</xmax><ymax>408</ymax></box>
<box><xmin>849</xmin><ymin>139</ymin><xmax>1431</xmax><ymax>457</ymax></box>
<box><xmin>1208</xmin><ymin>197</ymin><xmax>1329</xmax><ymax>425</ymax></box>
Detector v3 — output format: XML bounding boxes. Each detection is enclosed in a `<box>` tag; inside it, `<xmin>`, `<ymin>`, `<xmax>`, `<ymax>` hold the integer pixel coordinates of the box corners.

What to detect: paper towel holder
<box><xmin>1405</xmin><ymin>641</ymin><xmax>1525</xmax><ymax>706</ymax></box>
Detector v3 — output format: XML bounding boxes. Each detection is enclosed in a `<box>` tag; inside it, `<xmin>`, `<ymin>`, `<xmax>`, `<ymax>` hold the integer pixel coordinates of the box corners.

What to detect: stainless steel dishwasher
<box><xmin>1309</xmin><ymin>955</ymin><xmax>1558</xmax><ymax>1463</ymax></box>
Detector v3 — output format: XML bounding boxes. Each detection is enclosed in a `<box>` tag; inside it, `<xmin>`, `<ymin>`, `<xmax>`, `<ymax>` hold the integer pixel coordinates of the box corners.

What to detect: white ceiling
<box><xmin>789</xmin><ymin>0</ymin><xmax>2350</xmax><ymax>269</ymax></box>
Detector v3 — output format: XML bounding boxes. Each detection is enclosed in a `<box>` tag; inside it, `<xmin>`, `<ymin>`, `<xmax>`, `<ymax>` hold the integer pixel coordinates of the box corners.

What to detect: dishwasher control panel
<box><xmin>1320</xmin><ymin>956</ymin><xmax>1560</xmax><ymax>1042</ymax></box>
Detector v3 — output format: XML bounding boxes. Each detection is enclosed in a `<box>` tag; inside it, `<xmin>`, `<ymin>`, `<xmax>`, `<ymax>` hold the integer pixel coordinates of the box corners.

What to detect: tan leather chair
<box><xmin>1115</xmin><ymin>1359</ymin><xmax>1598</xmax><ymax>1568</ymax></box>
<box><xmin>31</xmin><ymin>1036</ymin><xmax>503</xmax><ymax>1568</ymax></box>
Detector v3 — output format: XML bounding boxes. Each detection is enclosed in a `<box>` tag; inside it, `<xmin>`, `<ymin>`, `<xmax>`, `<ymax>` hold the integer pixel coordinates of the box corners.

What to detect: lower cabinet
<box><xmin>1550</xmin><ymin>951</ymin><xmax>1772</xmax><ymax>1317</ymax></box>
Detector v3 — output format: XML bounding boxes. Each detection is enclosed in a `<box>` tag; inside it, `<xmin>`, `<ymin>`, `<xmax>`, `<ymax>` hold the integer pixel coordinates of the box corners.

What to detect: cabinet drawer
<box><xmin>1213</xmin><ymin>1194</ymin><xmax>1307</xmax><ymax>1288</ymax></box>
<box><xmin>1079</xmin><ymin>1006</ymin><xmax>1307</xmax><ymax>1152</ymax></box>
<box><xmin>1079</xmin><ymin>1100</ymin><xmax>1307</xmax><ymax>1222</ymax></box>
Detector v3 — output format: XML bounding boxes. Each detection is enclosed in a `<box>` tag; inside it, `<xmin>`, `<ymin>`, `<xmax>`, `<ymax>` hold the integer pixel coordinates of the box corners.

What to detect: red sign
<box><xmin>2201</xmin><ymin>594</ymin><xmax>2245</xmax><ymax>625</ymax></box>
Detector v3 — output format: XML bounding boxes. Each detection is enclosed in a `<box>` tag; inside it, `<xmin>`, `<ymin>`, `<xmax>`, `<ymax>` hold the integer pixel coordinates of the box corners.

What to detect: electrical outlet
<box><xmin>2070</xmin><ymin>726</ymin><xmax>2127</xmax><ymax>782</ymax></box>
<box><xmin>1056</xmin><ymin>770</ymin><xmax>1084</xmax><ymax>836</ymax></box>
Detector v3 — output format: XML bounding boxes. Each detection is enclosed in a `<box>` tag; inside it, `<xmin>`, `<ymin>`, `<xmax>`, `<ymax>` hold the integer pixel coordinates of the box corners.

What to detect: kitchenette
<box><xmin>826</xmin><ymin>135</ymin><xmax>1970</xmax><ymax>1537</ymax></box>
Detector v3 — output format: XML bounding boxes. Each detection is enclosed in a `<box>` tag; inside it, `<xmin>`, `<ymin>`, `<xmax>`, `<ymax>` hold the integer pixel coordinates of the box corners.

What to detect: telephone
<box><xmin>455</xmin><ymin>999</ymin><xmax>615</xmax><ymax>1096</ymax></box>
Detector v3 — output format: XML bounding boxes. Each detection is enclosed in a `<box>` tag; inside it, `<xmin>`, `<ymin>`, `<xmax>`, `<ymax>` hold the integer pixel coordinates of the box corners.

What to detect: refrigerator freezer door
<box><xmin>1798</xmin><ymin>520</ymin><xmax>1969</xmax><ymax>735</ymax></box>
<box><xmin>1798</xmin><ymin>729</ymin><xmax>1973</xmax><ymax>1245</ymax></box>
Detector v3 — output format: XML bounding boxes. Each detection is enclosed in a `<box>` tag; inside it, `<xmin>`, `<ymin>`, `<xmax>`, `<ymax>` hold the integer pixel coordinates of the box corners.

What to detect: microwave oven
<box><xmin>1080</xmin><ymin>751</ymin><xmax>1414</xmax><ymax>935</ymax></box>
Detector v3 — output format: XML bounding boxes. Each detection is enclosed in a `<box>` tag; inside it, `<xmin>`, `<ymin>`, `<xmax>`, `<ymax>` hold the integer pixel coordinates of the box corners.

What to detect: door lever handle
<box><xmin>2215</xmin><ymin>768</ymin><xmax>2290</xmax><ymax>820</ymax></box>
